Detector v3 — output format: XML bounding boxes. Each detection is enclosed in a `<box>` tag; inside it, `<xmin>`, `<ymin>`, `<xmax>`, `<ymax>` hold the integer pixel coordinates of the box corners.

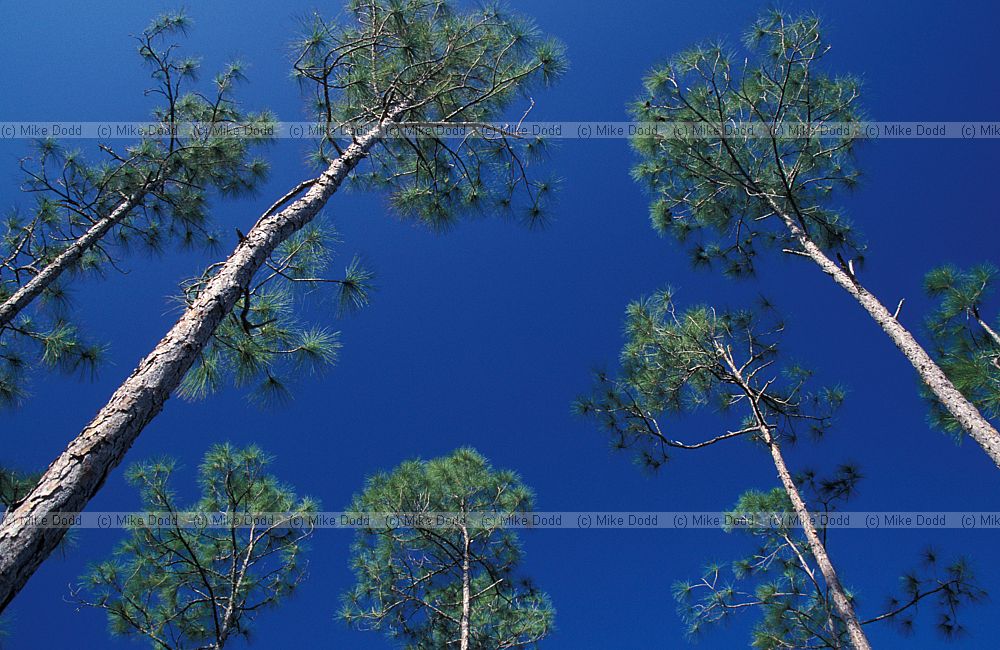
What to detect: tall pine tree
<box><xmin>629</xmin><ymin>12</ymin><xmax>1000</xmax><ymax>466</ymax></box>
<box><xmin>0</xmin><ymin>0</ymin><xmax>564</xmax><ymax>613</ymax></box>
<box><xmin>577</xmin><ymin>290</ymin><xmax>871</xmax><ymax>649</ymax></box>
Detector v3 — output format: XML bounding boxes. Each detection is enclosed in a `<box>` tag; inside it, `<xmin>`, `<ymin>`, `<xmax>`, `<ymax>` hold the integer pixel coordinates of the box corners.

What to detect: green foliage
<box><xmin>0</xmin><ymin>313</ymin><xmax>104</xmax><ymax>408</ymax></box>
<box><xmin>13</xmin><ymin>12</ymin><xmax>272</xmax><ymax>259</ymax></box>
<box><xmin>76</xmin><ymin>444</ymin><xmax>316</xmax><ymax>649</ymax></box>
<box><xmin>179</xmin><ymin>222</ymin><xmax>370</xmax><ymax>404</ymax></box>
<box><xmin>293</xmin><ymin>0</ymin><xmax>567</xmax><ymax>229</ymax></box>
<box><xmin>0</xmin><ymin>12</ymin><xmax>273</xmax><ymax>406</ymax></box>
<box><xmin>341</xmin><ymin>448</ymin><xmax>554</xmax><ymax>648</ymax></box>
<box><xmin>630</xmin><ymin>11</ymin><xmax>864</xmax><ymax>276</ymax></box>
<box><xmin>676</xmin><ymin>472</ymin><xmax>985</xmax><ymax>648</ymax></box>
<box><xmin>924</xmin><ymin>264</ymin><xmax>1000</xmax><ymax>435</ymax></box>
<box><xmin>177</xmin><ymin>0</ymin><xmax>568</xmax><ymax>406</ymax></box>
<box><xmin>576</xmin><ymin>288</ymin><xmax>844</xmax><ymax>470</ymax></box>
<box><xmin>0</xmin><ymin>467</ymin><xmax>39</xmax><ymax>510</ymax></box>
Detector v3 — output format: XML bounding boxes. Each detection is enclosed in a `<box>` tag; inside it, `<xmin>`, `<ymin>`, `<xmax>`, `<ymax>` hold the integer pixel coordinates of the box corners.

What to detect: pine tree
<box><xmin>676</xmin><ymin>469</ymin><xmax>984</xmax><ymax>647</ymax></box>
<box><xmin>0</xmin><ymin>12</ymin><xmax>272</xmax><ymax>406</ymax></box>
<box><xmin>340</xmin><ymin>448</ymin><xmax>554</xmax><ymax>649</ymax></box>
<box><xmin>73</xmin><ymin>444</ymin><xmax>316</xmax><ymax>649</ymax></box>
<box><xmin>576</xmin><ymin>289</ymin><xmax>871</xmax><ymax>649</ymax></box>
<box><xmin>924</xmin><ymin>264</ymin><xmax>1000</xmax><ymax>434</ymax></box>
<box><xmin>0</xmin><ymin>0</ymin><xmax>564</xmax><ymax>613</ymax></box>
<box><xmin>629</xmin><ymin>11</ymin><xmax>1000</xmax><ymax>467</ymax></box>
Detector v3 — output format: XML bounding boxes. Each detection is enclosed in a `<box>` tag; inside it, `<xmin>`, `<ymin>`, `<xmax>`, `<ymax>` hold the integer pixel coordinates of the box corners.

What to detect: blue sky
<box><xmin>1</xmin><ymin>0</ymin><xmax>999</xmax><ymax>648</ymax></box>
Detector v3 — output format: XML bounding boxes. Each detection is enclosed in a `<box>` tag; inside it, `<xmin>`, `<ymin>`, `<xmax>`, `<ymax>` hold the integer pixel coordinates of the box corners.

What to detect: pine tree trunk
<box><xmin>774</xmin><ymin>207</ymin><xmax>1000</xmax><ymax>468</ymax></box>
<box><xmin>722</xmin><ymin>350</ymin><xmax>871</xmax><ymax>649</ymax></box>
<box><xmin>976</xmin><ymin>316</ymin><xmax>1000</xmax><ymax>348</ymax></box>
<box><xmin>460</xmin><ymin>523</ymin><xmax>471</xmax><ymax>650</ymax></box>
<box><xmin>764</xmin><ymin>432</ymin><xmax>871</xmax><ymax>650</ymax></box>
<box><xmin>0</xmin><ymin>191</ymin><xmax>145</xmax><ymax>329</ymax></box>
<box><xmin>0</xmin><ymin>124</ymin><xmax>392</xmax><ymax>613</ymax></box>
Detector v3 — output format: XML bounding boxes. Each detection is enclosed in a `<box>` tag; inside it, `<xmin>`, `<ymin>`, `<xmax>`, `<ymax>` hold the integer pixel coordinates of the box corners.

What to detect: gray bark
<box><xmin>0</xmin><ymin>123</ymin><xmax>391</xmax><ymax>613</ymax></box>
<box><xmin>460</xmin><ymin>523</ymin><xmax>471</xmax><ymax>650</ymax></box>
<box><xmin>774</xmin><ymin>206</ymin><xmax>1000</xmax><ymax>469</ymax></box>
<box><xmin>0</xmin><ymin>191</ymin><xmax>145</xmax><ymax>329</ymax></box>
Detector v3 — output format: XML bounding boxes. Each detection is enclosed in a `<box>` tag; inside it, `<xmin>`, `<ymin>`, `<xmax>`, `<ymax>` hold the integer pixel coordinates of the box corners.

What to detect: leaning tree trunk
<box><xmin>0</xmin><ymin>190</ymin><xmax>147</xmax><ymax>329</ymax></box>
<box><xmin>0</xmin><ymin>122</ymin><xmax>393</xmax><ymax>613</ymax></box>
<box><xmin>773</xmin><ymin>206</ymin><xmax>1000</xmax><ymax>469</ymax></box>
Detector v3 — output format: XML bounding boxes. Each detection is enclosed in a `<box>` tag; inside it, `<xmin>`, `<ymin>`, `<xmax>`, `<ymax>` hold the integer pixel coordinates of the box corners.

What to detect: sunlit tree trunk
<box><xmin>771</xmin><ymin>204</ymin><xmax>1000</xmax><ymax>469</ymax></box>
<box><xmin>976</xmin><ymin>315</ymin><xmax>1000</xmax><ymax>347</ymax></box>
<box><xmin>0</xmin><ymin>121</ymin><xmax>395</xmax><ymax>613</ymax></box>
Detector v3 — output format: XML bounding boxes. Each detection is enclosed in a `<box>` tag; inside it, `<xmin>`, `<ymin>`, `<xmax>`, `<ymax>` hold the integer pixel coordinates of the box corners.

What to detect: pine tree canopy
<box><xmin>1</xmin><ymin>4</ymin><xmax>997</xmax><ymax>648</ymax></box>
<box><xmin>0</xmin><ymin>1</ymin><xmax>569</xmax><ymax>618</ymax></box>
<box><xmin>177</xmin><ymin>0</ymin><xmax>568</xmax><ymax>402</ymax></box>
<box><xmin>630</xmin><ymin>11</ymin><xmax>863</xmax><ymax>277</ymax></box>
<box><xmin>177</xmin><ymin>221</ymin><xmax>371</xmax><ymax>404</ymax></box>
<box><xmin>628</xmin><ymin>11</ymin><xmax>1000</xmax><ymax>469</ymax></box>
<box><xmin>340</xmin><ymin>448</ymin><xmax>554</xmax><ymax>648</ymax></box>
<box><xmin>293</xmin><ymin>0</ymin><xmax>567</xmax><ymax>229</ymax></box>
<box><xmin>576</xmin><ymin>288</ymin><xmax>844</xmax><ymax>470</ymax></box>
<box><xmin>75</xmin><ymin>444</ymin><xmax>317</xmax><ymax>650</ymax></box>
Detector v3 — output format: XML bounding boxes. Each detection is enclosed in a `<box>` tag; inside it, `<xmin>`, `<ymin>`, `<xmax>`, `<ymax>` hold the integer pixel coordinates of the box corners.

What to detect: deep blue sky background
<box><xmin>2</xmin><ymin>1</ymin><xmax>999</xmax><ymax>648</ymax></box>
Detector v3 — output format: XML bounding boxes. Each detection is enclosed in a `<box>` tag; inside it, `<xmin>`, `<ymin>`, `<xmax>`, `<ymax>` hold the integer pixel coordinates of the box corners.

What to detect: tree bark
<box><xmin>0</xmin><ymin>191</ymin><xmax>146</xmax><ymax>329</ymax></box>
<box><xmin>0</xmin><ymin>123</ymin><xmax>392</xmax><ymax>613</ymax></box>
<box><xmin>723</xmin><ymin>350</ymin><xmax>871</xmax><ymax>649</ymax></box>
<box><xmin>763</xmin><ymin>431</ymin><xmax>871</xmax><ymax>650</ymax></box>
<box><xmin>460</xmin><ymin>523</ymin><xmax>471</xmax><ymax>650</ymax></box>
<box><xmin>774</xmin><ymin>207</ymin><xmax>1000</xmax><ymax>469</ymax></box>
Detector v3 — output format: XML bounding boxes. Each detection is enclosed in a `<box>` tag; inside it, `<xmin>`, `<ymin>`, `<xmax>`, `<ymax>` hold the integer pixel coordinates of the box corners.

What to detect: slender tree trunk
<box><xmin>0</xmin><ymin>191</ymin><xmax>146</xmax><ymax>329</ymax></box>
<box><xmin>762</xmin><ymin>430</ymin><xmax>870</xmax><ymax>650</ymax></box>
<box><xmin>723</xmin><ymin>351</ymin><xmax>871</xmax><ymax>650</ymax></box>
<box><xmin>460</xmin><ymin>523</ymin><xmax>471</xmax><ymax>650</ymax></box>
<box><xmin>215</xmin><ymin>524</ymin><xmax>256</xmax><ymax>649</ymax></box>
<box><xmin>0</xmin><ymin>122</ymin><xmax>394</xmax><ymax>613</ymax></box>
<box><xmin>773</xmin><ymin>206</ymin><xmax>1000</xmax><ymax>469</ymax></box>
